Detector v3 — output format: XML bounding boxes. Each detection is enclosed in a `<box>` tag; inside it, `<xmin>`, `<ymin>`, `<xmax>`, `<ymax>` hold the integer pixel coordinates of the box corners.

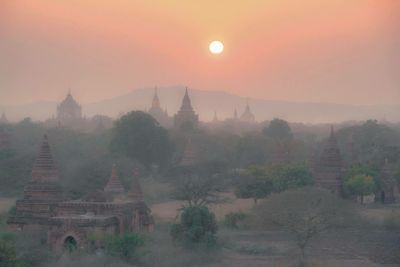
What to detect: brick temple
<box><xmin>313</xmin><ymin>126</ymin><xmax>344</xmax><ymax>194</ymax></box>
<box><xmin>8</xmin><ymin>135</ymin><xmax>154</xmax><ymax>252</ymax></box>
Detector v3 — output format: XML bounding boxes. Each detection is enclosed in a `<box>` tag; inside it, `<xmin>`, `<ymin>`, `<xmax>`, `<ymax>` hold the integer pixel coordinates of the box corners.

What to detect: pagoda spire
<box><xmin>104</xmin><ymin>164</ymin><xmax>125</xmax><ymax>194</ymax></box>
<box><xmin>31</xmin><ymin>135</ymin><xmax>59</xmax><ymax>183</ymax></box>
<box><xmin>151</xmin><ymin>87</ymin><xmax>161</xmax><ymax>109</ymax></box>
<box><xmin>180</xmin><ymin>87</ymin><xmax>193</xmax><ymax>111</ymax></box>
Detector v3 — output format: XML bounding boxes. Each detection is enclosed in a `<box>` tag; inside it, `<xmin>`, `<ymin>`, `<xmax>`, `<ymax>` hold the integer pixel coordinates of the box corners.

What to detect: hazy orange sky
<box><xmin>0</xmin><ymin>0</ymin><xmax>399</xmax><ymax>105</ymax></box>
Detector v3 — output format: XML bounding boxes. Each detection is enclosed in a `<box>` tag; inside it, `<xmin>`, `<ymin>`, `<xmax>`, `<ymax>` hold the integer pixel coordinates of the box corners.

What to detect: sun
<box><xmin>209</xmin><ymin>40</ymin><xmax>224</xmax><ymax>54</ymax></box>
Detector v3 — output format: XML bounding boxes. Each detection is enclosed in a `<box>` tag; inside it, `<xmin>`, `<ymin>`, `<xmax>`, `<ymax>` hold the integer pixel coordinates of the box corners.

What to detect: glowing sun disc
<box><xmin>209</xmin><ymin>40</ymin><xmax>224</xmax><ymax>54</ymax></box>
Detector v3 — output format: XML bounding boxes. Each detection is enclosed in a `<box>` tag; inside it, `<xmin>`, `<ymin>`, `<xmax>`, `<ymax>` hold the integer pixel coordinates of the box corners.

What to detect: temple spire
<box><xmin>151</xmin><ymin>87</ymin><xmax>161</xmax><ymax>109</ymax></box>
<box><xmin>104</xmin><ymin>164</ymin><xmax>125</xmax><ymax>194</ymax></box>
<box><xmin>31</xmin><ymin>135</ymin><xmax>59</xmax><ymax>183</ymax></box>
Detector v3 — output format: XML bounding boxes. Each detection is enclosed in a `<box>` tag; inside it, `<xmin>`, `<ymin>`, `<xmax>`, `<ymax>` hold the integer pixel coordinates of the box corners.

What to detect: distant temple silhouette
<box><xmin>240</xmin><ymin>102</ymin><xmax>256</xmax><ymax>123</ymax></box>
<box><xmin>174</xmin><ymin>88</ymin><xmax>199</xmax><ymax>130</ymax></box>
<box><xmin>147</xmin><ymin>87</ymin><xmax>171</xmax><ymax>127</ymax></box>
<box><xmin>57</xmin><ymin>91</ymin><xmax>82</xmax><ymax>122</ymax></box>
<box><xmin>313</xmin><ymin>126</ymin><xmax>343</xmax><ymax>194</ymax></box>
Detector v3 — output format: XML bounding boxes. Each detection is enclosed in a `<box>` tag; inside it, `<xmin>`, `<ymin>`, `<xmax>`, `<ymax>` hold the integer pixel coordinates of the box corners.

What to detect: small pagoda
<box><xmin>313</xmin><ymin>126</ymin><xmax>344</xmax><ymax>194</ymax></box>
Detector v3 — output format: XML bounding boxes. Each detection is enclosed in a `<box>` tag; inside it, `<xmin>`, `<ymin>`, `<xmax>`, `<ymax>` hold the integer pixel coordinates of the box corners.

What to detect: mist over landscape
<box><xmin>1</xmin><ymin>1</ymin><xmax>400</xmax><ymax>267</ymax></box>
<box><xmin>1</xmin><ymin>86</ymin><xmax>399</xmax><ymax>123</ymax></box>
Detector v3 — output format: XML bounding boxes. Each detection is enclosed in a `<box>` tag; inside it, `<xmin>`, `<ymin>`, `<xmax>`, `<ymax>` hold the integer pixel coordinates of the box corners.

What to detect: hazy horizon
<box><xmin>1</xmin><ymin>0</ymin><xmax>399</xmax><ymax>107</ymax></box>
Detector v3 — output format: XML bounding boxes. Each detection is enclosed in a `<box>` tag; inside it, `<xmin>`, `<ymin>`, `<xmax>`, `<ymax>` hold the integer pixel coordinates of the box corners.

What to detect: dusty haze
<box><xmin>0</xmin><ymin>0</ymin><xmax>399</xmax><ymax>106</ymax></box>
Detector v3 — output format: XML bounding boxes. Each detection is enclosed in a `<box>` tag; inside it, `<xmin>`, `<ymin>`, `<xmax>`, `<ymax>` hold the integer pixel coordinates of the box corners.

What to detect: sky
<box><xmin>0</xmin><ymin>0</ymin><xmax>399</xmax><ymax>106</ymax></box>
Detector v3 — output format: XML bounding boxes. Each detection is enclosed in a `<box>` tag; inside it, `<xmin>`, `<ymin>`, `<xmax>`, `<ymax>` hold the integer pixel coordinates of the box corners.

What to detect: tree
<box><xmin>110</xmin><ymin>111</ymin><xmax>174</xmax><ymax>169</ymax></box>
<box><xmin>171</xmin><ymin>161</ymin><xmax>227</xmax><ymax>207</ymax></box>
<box><xmin>234</xmin><ymin>163</ymin><xmax>313</xmax><ymax>203</ymax></box>
<box><xmin>344</xmin><ymin>174</ymin><xmax>377</xmax><ymax>204</ymax></box>
<box><xmin>257</xmin><ymin>188</ymin><xmax>354</xmax><ymax>267</ymax></box>
<box><xmin>170</xmin><ymin>206</ymin><xmax>218</xmax><ymax>248</ymax></box>
<box><xmin>263</xmin><ymin>118</ymin><xmax>293</xmax><ymax>141</ymax></box>
<box><xmin>234</xmin><ymin>166</ymin><xmax>273</xmax><ymax>204</ymax></box>
<box><xmin>270</xmin><ymin>163</ymin><xmax>314</xmax><ymax>192</ymax></box>
<box><xmin>343</xmin><ymin>163</ymin><xmax>381</xmax><ymax>200</ymax></box>
<box><xmin>0</xmin><ymin>233</ymin><xmax>19</xmax><ymax>267</ymax></box>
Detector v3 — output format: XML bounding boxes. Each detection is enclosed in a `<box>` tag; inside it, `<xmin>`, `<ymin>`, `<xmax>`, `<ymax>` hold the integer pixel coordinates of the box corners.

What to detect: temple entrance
<box><xmin>381</xmin><ymin>191</ymin><xmax>386</xmax><ymax>204</ymax></box>
<box><xmin>64</xmin><ymin>236</ymin><xmax>78</xmax><ymax>252</ymax></box>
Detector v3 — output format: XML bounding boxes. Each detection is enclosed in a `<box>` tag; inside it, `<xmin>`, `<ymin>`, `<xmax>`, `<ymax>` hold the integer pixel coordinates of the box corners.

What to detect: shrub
<box><xmin>223</xmin><ymin>212</ymin><xmax>247</xmax><ymax>229</ymax></box>
<box><xmin>171</xmin><ymin>206</ymin><xmax>218</xmax><ymax>248</ymax></box>
<box><xmin>105</xmin><ymin>233</ymin><xmax>144</xmax><ymax>262</ymax></box>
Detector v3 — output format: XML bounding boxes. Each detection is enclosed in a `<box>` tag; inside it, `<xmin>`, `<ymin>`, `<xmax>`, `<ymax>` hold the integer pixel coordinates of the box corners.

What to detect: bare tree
<box><xmin>257</xmin><ymin>187</ymin><xmax>354</xmax><ymax>267</ymax></box>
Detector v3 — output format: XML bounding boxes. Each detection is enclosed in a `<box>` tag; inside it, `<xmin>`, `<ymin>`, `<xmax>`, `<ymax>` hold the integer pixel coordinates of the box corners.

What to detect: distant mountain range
<box><xmin>1</xmin><ymin>86</ymin><xmax>399</xmax><ymax>123</ymax></box>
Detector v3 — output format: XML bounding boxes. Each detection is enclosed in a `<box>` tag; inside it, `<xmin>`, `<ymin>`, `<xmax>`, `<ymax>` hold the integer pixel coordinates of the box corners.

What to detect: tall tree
<box><xmin>263</xmin><ymin>118</ymin><xmax>293</xmax><ymax>141</ymax></box>
<box><xmin>110</xmin><ymin>111</ymin><xmax>174</xmax><ymax>169</ymax></box>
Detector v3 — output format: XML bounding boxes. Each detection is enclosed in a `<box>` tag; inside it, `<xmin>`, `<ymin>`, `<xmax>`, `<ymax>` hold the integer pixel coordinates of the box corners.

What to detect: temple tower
<box><xmin>104</xmin><ymin>164</ymin><xmax>125</xmax><ymax>194</ymax></box>
<box><xmin>240</xmin><ymin>102</ymin><xmax>255</xmax><ymax>123</ymax></box>
<box><xmin>57</xmin><ymin>92</ymin><xmax>82</xmax><ymax>122</ymax></box>
<box><xmin>174</xmin><ymin>88</ymin><xmax>199</xmax><ymax>130</ymax></box>
<box><xmin>148</xmin><ymin>87</ymin><xmax>170</xmax><ymax>127</ymax></box>
<box><xmin>8</xmin><ymin>135</ymin><xmax>63</xmax><ymax>230</ymax></box>
<box><xmin>313</xmin><ymin>126</ymin><xmax>343</xmax><ymax>194</ymax></box>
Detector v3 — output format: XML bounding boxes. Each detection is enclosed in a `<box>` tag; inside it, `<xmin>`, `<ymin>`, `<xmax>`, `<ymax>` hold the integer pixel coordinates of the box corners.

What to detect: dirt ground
<box><xmin>150</xmin><ymin>195</ymin><xmax>400</xmax><ymax>267</ymax></box>
<box><xmin>0</xmin><ymin>197</ymin><xmax>15</xmax><ymax>213</ymax></box>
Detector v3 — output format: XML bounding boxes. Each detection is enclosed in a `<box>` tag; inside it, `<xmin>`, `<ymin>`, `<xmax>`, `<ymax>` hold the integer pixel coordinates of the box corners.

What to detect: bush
<box><xmin>223</xmin><ymin>212</ymin><xmax>247</xmax><ymax>229</ymax></box>
<box><xmin>105</xmin><ymin>233</ymin><xmax>144</xmax><ymax>262</ymax></box>
<box><xmin>171</xmin><ymin>206</ymin><xmax>218</xmax><ymax>248</ymax></box>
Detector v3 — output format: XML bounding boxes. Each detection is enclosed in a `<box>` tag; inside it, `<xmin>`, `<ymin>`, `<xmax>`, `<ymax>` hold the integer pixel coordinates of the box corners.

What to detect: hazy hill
<box><xmin>2</xmin><ymin>86</ymin><xmax>399</xmax><ymax>123</ymax></box>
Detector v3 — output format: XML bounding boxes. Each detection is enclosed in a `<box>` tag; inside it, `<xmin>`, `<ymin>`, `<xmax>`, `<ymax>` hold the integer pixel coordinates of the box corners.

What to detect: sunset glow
<box><xmin>0</xmin><ymin>0</ymin><xmax>399</xmax><ymax>106</ymax></box>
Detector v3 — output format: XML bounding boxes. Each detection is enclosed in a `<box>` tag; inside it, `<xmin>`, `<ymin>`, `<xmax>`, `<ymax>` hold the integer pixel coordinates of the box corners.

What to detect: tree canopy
<box><xmin>110</xmin><ymin>111</ymin><xmax>174</xmax><ymax>169</ymax></box>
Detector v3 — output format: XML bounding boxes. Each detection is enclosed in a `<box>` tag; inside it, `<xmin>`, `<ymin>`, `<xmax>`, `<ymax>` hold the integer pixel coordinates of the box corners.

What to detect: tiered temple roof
<box><xmin>314</xmin><ymin>126</ymin><xmax>343</xmax><ymax>194</ymax></box>
<box><xmin>24</xmin><ymin>135</ymin><xmax>63</xmax><ymax>201</ymax></box>
<box><xmin>104</xmin><ymin>164</ymin><xmax>125</xmax><ymax>194</ymax></box>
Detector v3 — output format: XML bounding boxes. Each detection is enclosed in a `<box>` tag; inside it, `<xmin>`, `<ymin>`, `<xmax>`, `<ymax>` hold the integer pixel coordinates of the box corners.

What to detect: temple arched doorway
<box><xmin>64</xmin><ymin>236</ymin><xmax>78</xmax><ymax>252</ymax></box>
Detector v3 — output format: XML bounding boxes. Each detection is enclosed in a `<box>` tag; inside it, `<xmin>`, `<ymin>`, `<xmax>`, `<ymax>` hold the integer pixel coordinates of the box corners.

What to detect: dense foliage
<box><xmin>171</xmin><ymin>206</ymin><xmax>218</xmax><ymax>248</ymax></box>
<box><xmin>110</xmin><ymin>111</ymin><xmax>174</xmax><ymax>169</ymax></box>
<box><xmin>235</xmin><ymin>163</ymin><xmax>314</xmax><ymax>203</ymax></box>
